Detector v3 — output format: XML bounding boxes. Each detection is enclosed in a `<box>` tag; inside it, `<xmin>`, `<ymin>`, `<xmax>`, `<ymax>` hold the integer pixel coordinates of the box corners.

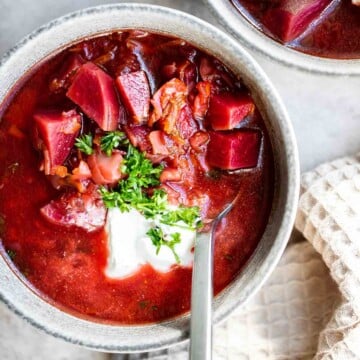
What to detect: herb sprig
<box><xmin>101</xmin><ymin>131</ymin><xmax>128</xmax><ymax>156</ymax></box>
<box><xmin>147</xmin><ymin>227</ymin><xmax>181</xmax><ymax>263</ymax></box>
<box><xmin>75</xmin><ymin>134</ymin><xmax>93</xmax><ymax>155</ymax></box>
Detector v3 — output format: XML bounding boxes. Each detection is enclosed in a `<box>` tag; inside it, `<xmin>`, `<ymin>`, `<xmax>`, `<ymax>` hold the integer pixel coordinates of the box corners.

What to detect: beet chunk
<box><xmin>206</xmin><ymin>131</ymin><xmax>261</xmax><ymax>170</ymax></box>
<box><xmin>116</xmin><ymin>71</ymin><xmax>150</xmax><ymax>124</ymax></box>
<box><xmin>33</xmin><ymin>109</ymin><xmax>81</xmax><ymax>175</ymax></box>
<box><xmin>66</xmin><ymin>62</ymin><xmax>121</xmax><ymax>131</ymax></box>
<box><xmin>124</xmin><ymin>125</ymin><xmax>152</xmax><ymax>152</ymax></box>
<box><xmin>207</xmin><ymin>93</ymin><xmax>254</xmax><ymax>131</ymax></box>
<box><xmin>40</xmin><ymin>184</ymin><xmax>106</xmax><ymax>232</ymax></box>
<box><xmin>262</xmin><ymin>0</ymin><xmax>332</xmax><ymax>42</ymax></box>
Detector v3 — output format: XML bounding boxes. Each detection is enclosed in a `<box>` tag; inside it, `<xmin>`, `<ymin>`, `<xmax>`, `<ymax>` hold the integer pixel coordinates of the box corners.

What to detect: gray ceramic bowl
<box><xmin>0</xmin><ymin>3</ymin><xmax>299</xmax><ymax>353</ymax></box>
<box><xmin>205</xmin><ymin>0</ymin><xmax>360</xmax><ymax>75</ymax></box>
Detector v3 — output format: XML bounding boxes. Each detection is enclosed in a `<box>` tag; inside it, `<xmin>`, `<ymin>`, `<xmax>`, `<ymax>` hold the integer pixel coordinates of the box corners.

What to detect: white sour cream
<box><xmin>105</xmin><ymin>208</ymin><xmax>195</xmax><ymax>279</ymax></box>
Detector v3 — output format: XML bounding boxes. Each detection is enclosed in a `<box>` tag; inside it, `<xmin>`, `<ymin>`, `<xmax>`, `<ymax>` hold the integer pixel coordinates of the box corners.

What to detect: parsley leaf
<box><xmin>161</xmin><ymin>206</ymin><xmax>203</xmax><ymax>230</ymax></box>
<box><xmin>146</xmin><ymin>227</ymin><xmax>181</xmax><ymax>263</ymax></box>
<box><xmin>101</xmin><ymin>131</ymin><xmax>128</xmax><ymax>156</ymax></box>
<box><xmin>75</xmin><ymin>134</ymin><xmax>93</xmax><ymax>155</ymax></box>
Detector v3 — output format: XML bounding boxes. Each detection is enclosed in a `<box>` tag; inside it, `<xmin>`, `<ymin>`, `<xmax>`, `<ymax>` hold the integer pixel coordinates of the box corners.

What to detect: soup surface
<box><xmin>0</xmin><ymin>31</ymin><xmax>274</xmax><ymax>323</ymax></box>
<box><xmin>231</xmin><ymin>0</ymin><xmax>360</xmax><ymax>59</ymax></box>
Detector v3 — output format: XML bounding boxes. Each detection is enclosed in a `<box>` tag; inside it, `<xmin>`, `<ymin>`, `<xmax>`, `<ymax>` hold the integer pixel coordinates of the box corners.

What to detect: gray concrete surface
<box><xmin>0</xmin><ymin>0</ymin><xmax>359</xmax><ymax>359</ymax></box>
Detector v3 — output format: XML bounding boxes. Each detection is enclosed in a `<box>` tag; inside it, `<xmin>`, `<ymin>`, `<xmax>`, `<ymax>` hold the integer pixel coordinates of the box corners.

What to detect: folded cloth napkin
<box><xmin>296</xmin><ymin>153</ymin><xmax>360</xmax><ymax>359</ymax></box>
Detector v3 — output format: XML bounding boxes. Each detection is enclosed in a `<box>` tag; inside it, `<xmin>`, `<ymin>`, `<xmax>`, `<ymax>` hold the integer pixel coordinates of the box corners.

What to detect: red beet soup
<box><xmin>0</xmin><ymin>31</ymin><xmax>274</xmax><ymax>324</ymax></box>
<box><xmin>231</xmin><ymin>0</ymin><xmax>360</xmax><ymax>59</ymax></box>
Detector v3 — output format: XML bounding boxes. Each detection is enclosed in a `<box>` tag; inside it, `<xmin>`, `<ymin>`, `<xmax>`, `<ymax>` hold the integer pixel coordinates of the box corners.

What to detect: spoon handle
<box><xmin>189</xmin><ymin>232</ymin><xmax>214</xmax><ymax>360</ymax></box>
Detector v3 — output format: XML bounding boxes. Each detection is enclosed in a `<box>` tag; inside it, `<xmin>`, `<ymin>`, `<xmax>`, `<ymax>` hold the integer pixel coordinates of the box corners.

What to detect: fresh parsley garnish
<box><xmin>146</xmin><ymin>227</ymin><xmax>181</xmax><ymax>264</ymax></box>
<box><xmin>99</xmin><ymin>143</ymin><xmax>202</xmax><ymax>262</ymax></box>
<box><xmin>161</xmin><ymin>206</ymin><xmax>203</xmax><ymax>230</ymax></box>
<box><xmin>100</xmin><ymin>131</ymin><xmax>128</xmax><ymax>156</ymax></box>
<box><xmin>75</xmin><ymin>133</ymin><xmax>93</xmax><ymax>155</ymax></box>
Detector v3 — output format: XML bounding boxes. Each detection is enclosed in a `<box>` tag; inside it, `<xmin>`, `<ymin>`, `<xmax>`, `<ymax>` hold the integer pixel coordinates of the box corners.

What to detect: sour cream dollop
<box><xmin>105</xmin><ymin>208</ymin><xmax>196</xmax><ymax>279</ymax></box>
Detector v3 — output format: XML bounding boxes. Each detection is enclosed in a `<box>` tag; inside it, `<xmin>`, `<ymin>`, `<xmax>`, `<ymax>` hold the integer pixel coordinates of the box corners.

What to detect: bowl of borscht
<box><xmin>206</xmin><ymin>0</ymin><xmax>360</xmax><ymax>75</ymax></box>
<box><xmin>0</xmin><ymin>3</ymin><xmax>299</xmax><ymax>353</ymax></box>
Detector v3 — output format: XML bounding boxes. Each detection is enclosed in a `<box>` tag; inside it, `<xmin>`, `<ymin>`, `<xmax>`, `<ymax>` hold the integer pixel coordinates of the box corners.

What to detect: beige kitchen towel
<box><xmin>296</xmin><ymin>153</ymin><xmax>360</xmax><ymax>359</ymax></box>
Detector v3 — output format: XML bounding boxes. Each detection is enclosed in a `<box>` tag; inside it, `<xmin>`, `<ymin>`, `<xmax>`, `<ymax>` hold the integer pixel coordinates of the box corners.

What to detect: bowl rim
<box><xmin>205</xmin><ymin>0</ymin><xmax>360</xmax><ymax>76</ymax></box>
<box><xmin>0</xmin><ymin>3</ymin><xmax>300</xmax><ymax>353</ymax></box>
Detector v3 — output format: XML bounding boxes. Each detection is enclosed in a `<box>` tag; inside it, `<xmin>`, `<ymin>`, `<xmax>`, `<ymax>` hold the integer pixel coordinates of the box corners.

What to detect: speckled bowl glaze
<box><xmin>205</xmin><ymin>0</ymin><xmax>360</xmax><ymax>75</ymax></box>
<box><xmin>0</xmin><ymin>3</ymin><xmax>299</xmax><ymax>353</ymax></box>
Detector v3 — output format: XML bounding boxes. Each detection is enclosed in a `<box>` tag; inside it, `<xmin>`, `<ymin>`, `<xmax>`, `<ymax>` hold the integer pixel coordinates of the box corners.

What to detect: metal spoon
<box><xmin>189</xmin><ymin>193</ymin><xmax>241</xmax><ymax>360</ymax></box>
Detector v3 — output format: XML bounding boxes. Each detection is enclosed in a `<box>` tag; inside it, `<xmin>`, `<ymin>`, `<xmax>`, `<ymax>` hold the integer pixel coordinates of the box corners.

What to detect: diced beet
<box><xmin>50</xmin><ymin>54</ymin><xmax>85</xmax><ymax>92</ymax></box>
<box><xmin>40</xmin><ymin>184</ymin><xmax>106</xmax><ymax>232</ymax></box>
<box><xmin>262</xmin><ymin>0</ymin><xmax>333</xmax><ymax>42</ymax></box>
<box><xmin>124</xmin><ymin>125</ymin><xmax>152</xmax><ymax>152</ymax></box>
<box><xmin>66</xmin><ymin>62</ymin><xmax>122</xmax><ymax>131</ymax></box>
<box><xmin>116</xmin><ymin>71</ymin><xmax>150</xmax><ymax>124</ymax></box>
<box><xmin>206</xmin><ymin>131</ymin><xmax>261</xmax><ymax>170</ymax></box>
<box><xmin>149</xmin><ymin>130</ymin><xmax>169</xmax><ymax>155</ymax></box>
<box><xmin>33</xmin><ymin>109</ymin><xmax>81</xmax><ymax>175</ymax></box>
<box><xmin>207</xmin><ymin>93</ymin><xmax>255</xmax><ymax>131</ymax></box>
<box><xmin>88</xmin><ymin>150</ymin><xmax>123</xmax><ymax>185</ymax></box>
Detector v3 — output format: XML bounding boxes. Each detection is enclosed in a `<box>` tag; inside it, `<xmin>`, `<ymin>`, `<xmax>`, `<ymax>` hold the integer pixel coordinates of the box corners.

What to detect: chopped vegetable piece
<box><xmin>262</xmin><ymin>0</ymin><xmax>333</xmax><ymax>42</ymax></box>
<box><xmin>88</xmin><ymin>150</ymin><xmax>124</xmax><ymax>185</ymax></box>
<box><xmin>206</xmin><ymin>130</ymin><xmax>261</xmax><ymax>170</ymax></box>
<box><xmin>66</xmin><ymin>62</ymin><xmax>122</xmax><ymax>131</ymax></box>
<box><xmin>33</xmin><ymin>109</ymin><xmax>81</xmax><ymax>175</ymax></box>
<box><xmin>100</xmin><ymin>131</ymin><xmax>128</xmax><ymax>156</ymax></box>
<box><xmin>207</xmin><ymin>93</ymin><xmax>255</xmax><ymax>131</ymax></box>
<box><xmin>75</xmin><ymin>133</ymin><xmax>93</xmax><ymax>155</ymax></box>
<box><xmin>149</xmin><ymin>78</ymin><xmax>188</xmax><ymax>131</ymax></box>
<box><xmin>189</xmin><ymin>131</ymin><xmax>210</xmax><ymax>152</ymax></box>
<box><xmin>192</xmin><ymin>81</ymin><xmax>211</xmax><ymax>120</ymax></box>
<box><xmin>124</xmin><ymin>125</ymin><xmax>152</xmax><ymax>152</ymax></box>
<box><xmin>176</xmin><ymin>105</ymin><xmax>198</xmax><ymax>140</ymax></box>
<box><xmin>116</xmin><ymin>71</ymin><xmax>151</xmax><ymax>124</ymax></box>
<box><xmin>40</xmin><ymin>184</ymin><xmax>106</xmax><ymax>232</ymax></box>
<box><xmin>149</xmin><ymin>130</ymin><xmax>169</xmax><ymax>155</ymax></box>
<box><xmin>71</xmin><ymin>160</ymin><xmax>92</xmax><ymax>180</ymax></box>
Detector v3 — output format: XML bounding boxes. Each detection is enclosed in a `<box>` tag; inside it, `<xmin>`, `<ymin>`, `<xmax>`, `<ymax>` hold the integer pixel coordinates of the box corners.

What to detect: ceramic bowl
<box><xmin>205</xmin><ymin>0</ymin><xmax>360</xmax><ymax>75</ymax></box>
<box><xmin>0</xmin><ymin>3</ymin><xmax>299</xmax><ymax>353</ymax></box>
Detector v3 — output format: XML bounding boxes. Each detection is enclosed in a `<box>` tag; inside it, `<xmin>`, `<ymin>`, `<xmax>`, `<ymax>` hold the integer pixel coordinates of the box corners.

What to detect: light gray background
<box><xmin>0</xmin><ymin>0</ymin><xmax>359</xmax><ymax>359</ymax></box>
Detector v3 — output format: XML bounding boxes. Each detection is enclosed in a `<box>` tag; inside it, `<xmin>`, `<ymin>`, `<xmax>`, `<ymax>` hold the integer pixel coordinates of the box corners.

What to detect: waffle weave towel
<box><xmin>295</xmin><ymin>153</ymin><xmax>360</xmax><ymax>359</ymax></box>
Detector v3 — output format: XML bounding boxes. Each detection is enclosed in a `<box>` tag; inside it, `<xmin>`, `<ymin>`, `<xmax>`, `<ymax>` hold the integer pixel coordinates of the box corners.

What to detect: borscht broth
<box><xmin>0</xmin><ymin>31</ymin><xmax>274</xmax><ymax>323</ymax></box>
<box><xmin>230</xmin><ymin>0</ymin><xmax>360</xmax><ymax>59</ymax></box>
